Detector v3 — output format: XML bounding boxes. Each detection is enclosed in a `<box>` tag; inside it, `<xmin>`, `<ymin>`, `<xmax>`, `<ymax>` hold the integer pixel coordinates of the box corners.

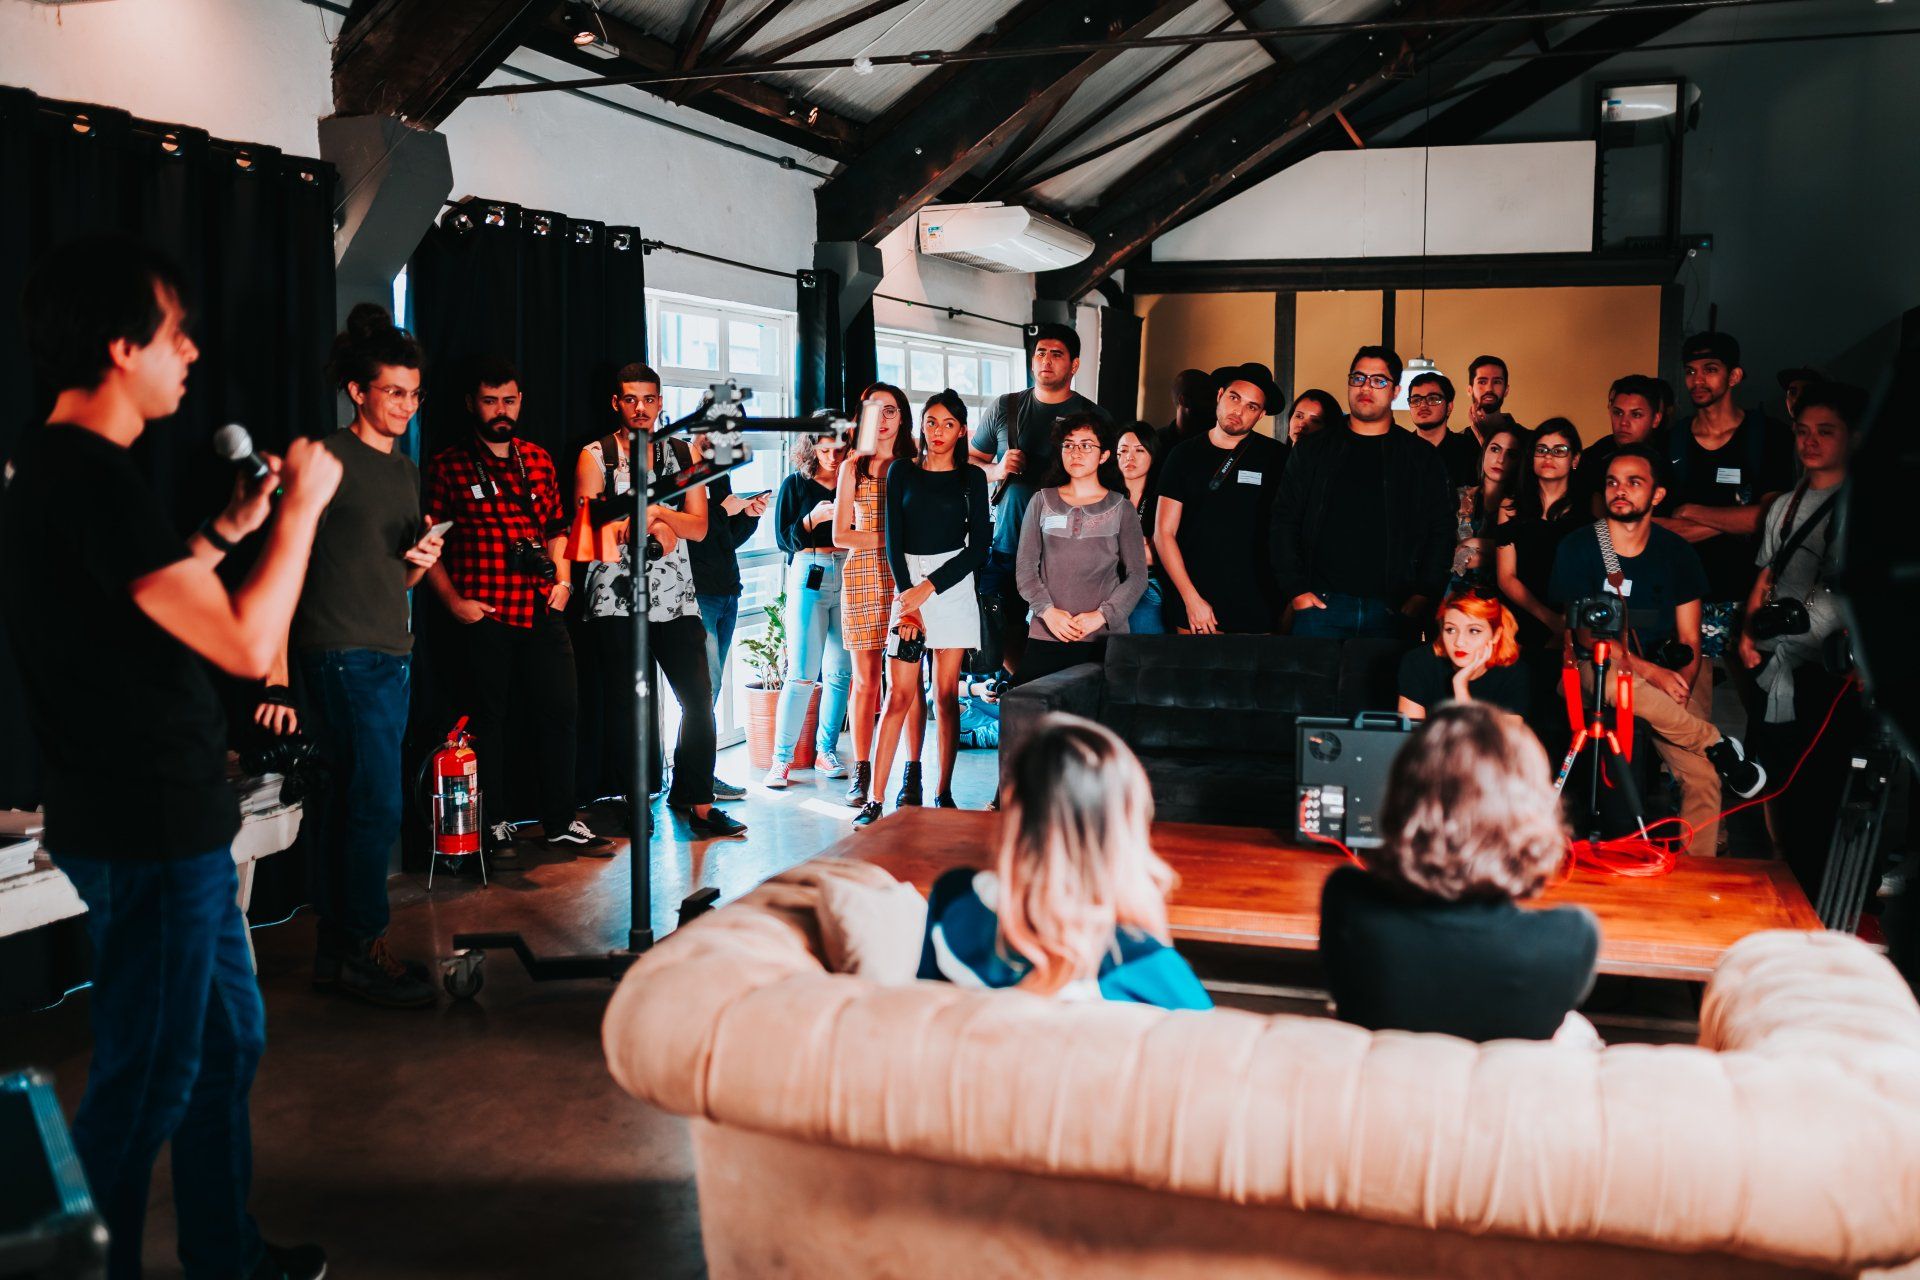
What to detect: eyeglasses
<box><xmin>1060</xmin><ymin>441</ymin><xmax>1102</xmax><ymax>455</ymax></box>
<box><xmin>371</xmin><ymin>385</ymin><xmax>424</xmax><ymax>405</ymax></box>
<box><xmin>1407</xmin><ymin>393</ymin><xmax>1448</xmax><ymax>408</ymax></box>
<box><xmin>1348</xmin><ymin>373</ymin><xmax>1394</xmax><ymax>390</ymax></box>
<box><xmin>1533</xmin><ymin>443</ymin><xmax>1575</xmax><ymax>458</ymax></box>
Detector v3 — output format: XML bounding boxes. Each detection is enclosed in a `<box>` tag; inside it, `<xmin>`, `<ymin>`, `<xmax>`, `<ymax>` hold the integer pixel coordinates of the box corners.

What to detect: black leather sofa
<box><xmin>1000</xmin><ymin>635</ymin><xmax>1410</xmax><ymax>829</ymax></box>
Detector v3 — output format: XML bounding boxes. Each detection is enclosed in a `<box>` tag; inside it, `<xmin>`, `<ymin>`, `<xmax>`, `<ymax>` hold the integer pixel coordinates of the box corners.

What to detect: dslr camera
<box><xmin>510</xmin><ymin>536</ymin><xmax>558</xmax><ymax>584</ymax></box>
<box><xmin>1566</xmin><ymin>594</ymin><xmax>1626</xmax><ymax>638</ymax></box>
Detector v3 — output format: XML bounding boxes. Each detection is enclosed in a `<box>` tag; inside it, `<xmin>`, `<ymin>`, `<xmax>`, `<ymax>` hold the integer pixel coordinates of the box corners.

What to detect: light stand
<box><xmin>1552</xmin><ymin>639</ymin><xmax>1654</xmax><ymax>845</ymax></box>
<box><xmin>448</xmin><ymin>383</ymin><xmax>858</xmax><ymax>992</ymax></box>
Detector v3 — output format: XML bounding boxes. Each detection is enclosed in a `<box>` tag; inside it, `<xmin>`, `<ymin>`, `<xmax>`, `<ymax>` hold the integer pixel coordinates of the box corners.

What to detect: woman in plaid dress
<box><xmin>835</xmin><ymin>382</ymin><xmax>923</xmax><ymax>808</ymax></box>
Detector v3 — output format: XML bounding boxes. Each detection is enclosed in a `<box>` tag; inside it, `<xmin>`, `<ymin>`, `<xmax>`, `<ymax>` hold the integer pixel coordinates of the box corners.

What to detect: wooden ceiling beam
<box><xmin>814</xmin><ymin>0</ymin><xmax>1201</xmax><ymax>245</ymax></box>
<box><xmin>332</xmin><ymin>0</ymin><xmax>559</xmax><ymax>128</ymax></box>
<box><xmin>525</xmin><ymin>7</ymin><xmax>861</xmax><ymax>159</ymax></box>
<box><xmin>1037</xmin><ymin>0</ymin><xmax>1518</xmax><ymax>302</ymax></box>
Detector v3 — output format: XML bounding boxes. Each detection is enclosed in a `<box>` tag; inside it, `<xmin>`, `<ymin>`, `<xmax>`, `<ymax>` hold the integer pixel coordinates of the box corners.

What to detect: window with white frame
<box><xmin>646</xmin><ymin>290</ymin><xmax>798</xmax><ymax>747</ymax></box>
<box><xmin>875</xmin><ymin>328</ymin><xmax>1025</xmax><ymax>426</ymax></box>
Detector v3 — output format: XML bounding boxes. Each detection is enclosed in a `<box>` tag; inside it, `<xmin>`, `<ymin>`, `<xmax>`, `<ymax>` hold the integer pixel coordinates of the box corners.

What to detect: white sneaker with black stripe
<box><xmin>547</xmin><ymin>819</ymin><xmax>614</xmax><ymax>855</ymax></box>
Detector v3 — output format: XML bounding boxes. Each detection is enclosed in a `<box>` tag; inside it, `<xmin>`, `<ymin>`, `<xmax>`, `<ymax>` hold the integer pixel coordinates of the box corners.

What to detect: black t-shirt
<box><xmin>1313</xmin><ymin>432</ymin><xmax>1391</xmax><ymax>600</ymax></box>
<box><xmin>1433</xmin><ymin>428</ymin><xmax>1482</xmax><ymax>489</ymax></box>
<box><xmin>1</xmin><ymin>425</ymin><xmax>240</xmax><ymax>859</ymax></box>
<box><xmin>971</xmin><ymin>391</ymin><xmax>1110</xmax><ymax>557</ymax></box>
<box><xmin>1397</xmin><ymin>647</ymin><xmax>1531</xmax><ymax>718</ymax></box>
<box><xmin>1666</xmin><ymin>410</ymin><xmax>1795</xmax><ymax>600</ymax></box>
<box><xmin>1547</xmin><ymin>521</ymin><xmax>1708</xmax><ymax>654</ymax></box>
<box><xmin>1504</xmin><ymin>509</ymin><xmax>1584</xmax><ymax>648</ymax></box>
<box><xmin>1319</xmin><ymin>865</ymin><xmax>1599</xmax><ymax>1042</ymax></box>
<box><xmin>1155</xmin><ymin>431</ymin><xmax>1285</xmax><ymax>632</ymax></box>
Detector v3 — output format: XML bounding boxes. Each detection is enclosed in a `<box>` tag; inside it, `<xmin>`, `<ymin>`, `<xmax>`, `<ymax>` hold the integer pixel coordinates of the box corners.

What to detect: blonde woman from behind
<box><xmin>917</xmin><ymin>713</ymin><xmax>1211</xmax><ymax>1009</ymax></box>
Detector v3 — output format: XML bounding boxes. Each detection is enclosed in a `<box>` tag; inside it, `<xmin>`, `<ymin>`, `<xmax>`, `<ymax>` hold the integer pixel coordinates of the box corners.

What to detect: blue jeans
<box><xmin>696</xmin><ymin>593</ymin><xmax>739</xmax><ymax>706</ymax></box>
<box><xmin>55</xmin><ymin>846</ymin><xmax>266</xmax><ymax>1280</ymax></box>
<box><xmin>774</xmin><ymin>552</ymin><xmax>854</xmax><ymax>765</ymax></box>
<box><xmin>1127</xmin><ymin>579</ymin><xmax>1167</xmax><ymax>635</ymax></box>
<box><xmin>1290</xmin><ymin>591</ymin><xmax>1402</xmax><ymax>640</ymax></box>
<box><xmin>297</xmin><ymin>648</ymin><xmax>409</xmax><ymax>946</ymax></box>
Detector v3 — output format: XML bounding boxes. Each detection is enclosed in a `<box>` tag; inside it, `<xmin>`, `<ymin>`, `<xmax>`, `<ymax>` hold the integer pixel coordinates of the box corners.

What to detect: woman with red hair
<box><xmin>1396</xmin><ymin>591</ymin><xmax>1530</xmax><ymax>720</ymax></box>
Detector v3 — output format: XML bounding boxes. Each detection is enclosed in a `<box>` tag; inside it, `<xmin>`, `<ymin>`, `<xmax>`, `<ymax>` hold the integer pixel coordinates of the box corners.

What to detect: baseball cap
<box><xmin>1776</xmin><ymin>363</ymin><xmax>1825</xmax><ymax>389</ymax></box>
<box><xmin>1681</xmin><ymin>331</ymin><xmax>1741</xmax><ymax>368</ymax></box>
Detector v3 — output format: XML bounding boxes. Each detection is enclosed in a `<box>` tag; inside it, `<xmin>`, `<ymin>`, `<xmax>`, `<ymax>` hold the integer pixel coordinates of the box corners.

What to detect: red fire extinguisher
<box><xmin>430</xmin><ymin>717</ymin><xmax>481</xmax><ymax>857</ymax></box>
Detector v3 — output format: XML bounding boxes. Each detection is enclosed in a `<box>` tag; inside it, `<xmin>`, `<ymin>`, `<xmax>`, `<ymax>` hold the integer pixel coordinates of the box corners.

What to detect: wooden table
<box><xmin>831</xmin><ymin>808</ymin><xmax>1822</xmax><ymax>983</ymax></box>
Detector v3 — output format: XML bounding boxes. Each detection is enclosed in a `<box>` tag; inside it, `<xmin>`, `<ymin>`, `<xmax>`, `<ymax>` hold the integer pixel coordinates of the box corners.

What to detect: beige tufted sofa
<box><xmin>604</xmin><ymin>859</ymin><xmax>1920</xmax><ymax>1279</ymax></box>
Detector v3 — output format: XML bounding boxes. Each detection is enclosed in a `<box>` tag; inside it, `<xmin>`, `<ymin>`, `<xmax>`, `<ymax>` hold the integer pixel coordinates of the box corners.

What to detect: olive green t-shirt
<box><xmin>292</xmin><ymin>428</ymin><xmax>421</xmax><ymax>656</ymax></box>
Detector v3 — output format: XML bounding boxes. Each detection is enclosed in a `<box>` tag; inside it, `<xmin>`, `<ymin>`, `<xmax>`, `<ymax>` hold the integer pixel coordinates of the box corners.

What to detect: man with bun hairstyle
<box><xmin>264</xmin><ymin>302</ymin><xmax>445</xmax><ymax>1007</ymax></box>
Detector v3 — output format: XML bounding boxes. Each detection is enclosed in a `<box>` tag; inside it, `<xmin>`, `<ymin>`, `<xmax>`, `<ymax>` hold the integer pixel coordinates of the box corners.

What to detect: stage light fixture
<box><xmin>565</xmin><ymin>2</ymin><xmax>601</xmax><ymax>47</ymax></box>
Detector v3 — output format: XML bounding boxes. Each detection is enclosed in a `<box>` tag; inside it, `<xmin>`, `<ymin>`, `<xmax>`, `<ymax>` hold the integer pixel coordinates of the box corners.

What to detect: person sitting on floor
<box><xmin>917</xmin><ymin>713</ymin><xmax>1211</xmax><ymax>1010</ymax></box>
<box><xmin>1397</xmin><ymin>590</ymin><xmax>1531</xmax><ymax>721</ymax></box>
<box><xmin>1319</xmin><ymin>703</ymin><xmax>1600</xmax><ymax>1043</ymax></box>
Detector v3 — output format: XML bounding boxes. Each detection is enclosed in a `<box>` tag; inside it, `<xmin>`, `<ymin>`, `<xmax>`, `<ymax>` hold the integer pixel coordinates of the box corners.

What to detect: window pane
<box><xmin>663</xmin><ymin>384</ymin><xmax>707</xmax><ymax>424</ymax></box>
<box><xmin>982</xmin><ymin>358</ymin><xmax>1013</xmax><ymax>397</ymax></box>
<box><xmin>947</xmin><ymin>354</ymin><xmax>979</xmax><ymax>396</ymax></box>
<box><xmin>908</xmin><ymin>349</ymin><xmax>944</xmax><ymax>392</ymax></box>
<box><xmin>659</xmin><ymin>309</ymin><xmax>719</xmax><ymax>371</ymax></box>
<box><xmin>728</xmin><ymin>319</ymin><xmax>774</xmax><ymax>375</ymax></box>
<box><xmin>876</xmin><ymin>344</ymin><xmax>905</xmax><ymax>389</ymax></box>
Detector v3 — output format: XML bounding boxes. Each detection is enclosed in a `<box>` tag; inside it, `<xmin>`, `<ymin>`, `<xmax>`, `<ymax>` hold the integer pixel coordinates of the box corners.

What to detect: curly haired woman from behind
<box><xmin>918</xmin><ymin>713</ymin><xmax>1210</xmax><ymax>1009</ymax></box>
<box><xmin>1319</xmin><ymin>703</ymin><xmax>1600</xmax><ymax>1042</ymax></box>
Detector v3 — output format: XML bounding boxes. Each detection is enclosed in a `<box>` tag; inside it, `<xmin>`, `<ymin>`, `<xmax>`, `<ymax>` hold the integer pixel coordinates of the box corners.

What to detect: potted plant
<box><xmin>739</xmin><ymin>590</ymin><xmax>819</xmax><ymax>772</ymax></box>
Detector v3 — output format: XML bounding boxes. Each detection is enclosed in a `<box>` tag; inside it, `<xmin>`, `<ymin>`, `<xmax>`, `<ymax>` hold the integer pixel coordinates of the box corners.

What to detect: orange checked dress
<box><xmin>840</xmin><ymin>462</ymin><xmax>894</xmax><ymax>652</ymax></box>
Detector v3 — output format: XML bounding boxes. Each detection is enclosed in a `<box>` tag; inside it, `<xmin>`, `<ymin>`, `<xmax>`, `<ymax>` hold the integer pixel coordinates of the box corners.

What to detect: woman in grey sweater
<box><xmin>1013</xmin><ymin>412</ymin><xmax>1148</xmax><ymax>686</ymax></box>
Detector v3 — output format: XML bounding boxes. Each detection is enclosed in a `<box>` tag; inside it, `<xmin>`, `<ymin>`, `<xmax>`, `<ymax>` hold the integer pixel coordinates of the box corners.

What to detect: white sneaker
<box><xmin>816</xmin><ymin>749</ymin><xmax>848</xmax><ymax>779</ymax></box>
<box><xmin>762</xmin><ymin>765</ymin><xmax>791</xmax><ymax>790</ymax></box>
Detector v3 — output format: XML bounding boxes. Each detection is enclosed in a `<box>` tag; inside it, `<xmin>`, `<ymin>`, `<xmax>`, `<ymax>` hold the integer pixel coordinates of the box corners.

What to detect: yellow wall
<box><xmin>1137</xmin><ymin>285</ymin><xmax>1661</xmax><ymax>445</ymax></box>
<box><xmin>1390</xmin><ymin>286</ymin><xmax>1661</xmax><ymax>443</ymax></box>
<box><xmin>1136</xmin><ymin>292</ymin><xmax>1276</xmax><ymax>429</ymax></box>
<box><xmin>1294</xmin><ymin>291</ymin><xmax>1390</xmax><ymax>409</ymax></box>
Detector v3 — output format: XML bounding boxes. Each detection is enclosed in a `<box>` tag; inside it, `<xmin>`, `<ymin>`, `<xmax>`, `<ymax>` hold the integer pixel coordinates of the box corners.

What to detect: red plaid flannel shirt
<box><xmin>424</xmin><ymin>439</ymin><xmax>567</xmax><ymax>629</ymax></box>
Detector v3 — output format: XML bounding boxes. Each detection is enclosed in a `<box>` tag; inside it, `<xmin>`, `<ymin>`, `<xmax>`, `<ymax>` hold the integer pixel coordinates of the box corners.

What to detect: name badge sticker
<box><xmin>1041</xmin><ymin>514</ymin><xmax>1070</xmax><ymax>532</ymax></box>
<box><xmin>1715</xmin><ymin>466</ymin><xmax>1743</xmax><ymax>486</ymax></box>
<box><xmin>470</xmin><ymin>484</ymin><xmax>487</xmax><ymax>500</ymax></box>
<box><xmin>1236</xmin><ymin>469</ymin><xmax>1264</xmax><ymax>486</ymax></box>
<box><xmin>1603</xmin><ymin>578</ymin><xmax>1634</xmax><ymax>598</ymax></box>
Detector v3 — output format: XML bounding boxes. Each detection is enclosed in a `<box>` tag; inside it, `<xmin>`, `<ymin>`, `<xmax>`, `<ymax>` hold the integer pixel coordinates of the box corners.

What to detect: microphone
<box><xmin>212</xmin><ymin>423</ymin><xmax>271</xmax><ymax>483</ymax></box>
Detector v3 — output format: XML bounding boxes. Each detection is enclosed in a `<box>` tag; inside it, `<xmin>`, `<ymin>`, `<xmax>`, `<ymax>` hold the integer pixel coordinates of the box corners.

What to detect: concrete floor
<box><xmin>1</xmin><ymin>740</ymin><xmax>1000</xmax><ymax>1280</ymax></box>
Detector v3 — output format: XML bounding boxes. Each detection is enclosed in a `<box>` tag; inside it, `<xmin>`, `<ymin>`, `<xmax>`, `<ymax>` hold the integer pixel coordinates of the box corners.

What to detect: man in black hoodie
<box><xmin>1271</xmin><ymin>345</ymin><xmax>1454</xmax><ymax>640</ymax></box>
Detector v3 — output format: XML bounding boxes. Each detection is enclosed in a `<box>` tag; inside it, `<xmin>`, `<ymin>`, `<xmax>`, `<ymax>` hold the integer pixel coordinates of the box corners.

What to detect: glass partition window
<box><xmin>874</xmin><ymin>329</ymin><xmax>1025</xmax><ymax>425</ymax></box>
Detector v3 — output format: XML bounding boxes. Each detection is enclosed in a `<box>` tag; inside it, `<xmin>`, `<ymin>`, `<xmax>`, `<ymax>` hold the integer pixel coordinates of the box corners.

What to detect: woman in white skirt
<box><xmin>856</xmin><ymin>389</ymin><xmax>990</xmax><ymax>826</ymax></box>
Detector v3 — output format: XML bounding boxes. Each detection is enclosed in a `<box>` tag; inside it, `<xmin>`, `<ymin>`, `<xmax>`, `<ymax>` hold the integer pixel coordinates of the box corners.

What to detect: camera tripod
<box><xmin>1552</xmin><ymin>639</ymin><xmax>1657</xmax><ymax>846</ymax></box>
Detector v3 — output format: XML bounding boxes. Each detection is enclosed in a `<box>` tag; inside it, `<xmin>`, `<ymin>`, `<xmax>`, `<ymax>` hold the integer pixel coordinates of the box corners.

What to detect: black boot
<box><xmin>846</xmin><ymin>760</ymin><xmax>872</xmax><ymax>808</ymax></box>
<box><xmin>895</xmin><ymin>761</ymin><xmax>923</xmax><ymax>808</ymax></box>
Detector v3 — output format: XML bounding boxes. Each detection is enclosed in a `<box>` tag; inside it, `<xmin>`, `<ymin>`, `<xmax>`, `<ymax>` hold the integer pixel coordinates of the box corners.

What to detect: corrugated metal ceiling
<box><xmin>590</xmin><ymin>0</ymin><xmax>1402</xmax><ymax>205</ymax></box>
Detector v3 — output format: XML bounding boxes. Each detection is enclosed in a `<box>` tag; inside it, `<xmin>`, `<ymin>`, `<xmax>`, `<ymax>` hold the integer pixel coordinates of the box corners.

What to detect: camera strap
<box><xmin>1761</xmin><ymin>482</ymin><xmax>1836</xmax><ymax>603</ymax></box>
<box><xmin>1592</xmin><ymin>519</ymin><xmax>1627</xmax><ymax>593</ymax></box>
<box><xmin>469</xmin><ymin>438</ymin><xmax>547</xmax><ymax>534</ymax></box>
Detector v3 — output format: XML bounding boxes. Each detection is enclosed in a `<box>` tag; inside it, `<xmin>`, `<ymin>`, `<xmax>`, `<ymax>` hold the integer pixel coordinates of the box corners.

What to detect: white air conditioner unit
<box><xmin>916</xmin><ymin>202</ymin><xmax>1093</xmax><ymax>274</ymax></box>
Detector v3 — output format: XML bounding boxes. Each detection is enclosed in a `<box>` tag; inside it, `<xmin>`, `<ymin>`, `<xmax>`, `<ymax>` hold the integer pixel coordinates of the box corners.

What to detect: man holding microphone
<box><xmin>5</xmin><ymin>237</ymin><xmax>338</xmax><ymax>1280</ymax></box>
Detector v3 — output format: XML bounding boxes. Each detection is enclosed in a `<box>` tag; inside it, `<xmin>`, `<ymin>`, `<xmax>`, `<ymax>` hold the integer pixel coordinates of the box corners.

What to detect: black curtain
<box><xmin>0</xmin><ymin>86</ymin><xmax>336</xmax><ymax>1009</ymax></box>
<box><xmin>404</xmin><ymin>199</ymin><xmax>647</xmax><ymax>846</ymax></box>
<box><xmin>408</xmin><ymin>199</ymin><xmax>646</xmax><ymax>473</ymax></box>
<box><xmin>796</xmin><ymin>266</ymin><xmax>842</xmax><ymax>416</ymax></box>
